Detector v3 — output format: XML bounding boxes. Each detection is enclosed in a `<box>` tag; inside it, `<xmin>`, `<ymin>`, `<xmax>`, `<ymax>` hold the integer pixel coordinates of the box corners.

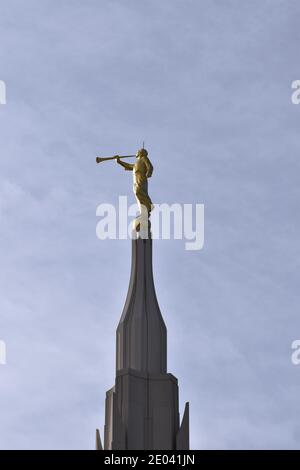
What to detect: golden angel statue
<box><xmin>96</xmin><ymin>147</ymin><xmax>154</xmax><ymax>233</ymax></box>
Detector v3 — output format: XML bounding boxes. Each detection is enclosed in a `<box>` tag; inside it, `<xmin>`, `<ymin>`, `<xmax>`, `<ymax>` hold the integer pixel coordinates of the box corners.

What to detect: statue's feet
<box><xmin>133</xmin><ymin>217</ymin><xmax>141</xmax><ymax>232</ymax></box>
<box><xmin>133</xmin><ymin>214</ymin><xmax>150</xmax><ymax>239</ymax></box>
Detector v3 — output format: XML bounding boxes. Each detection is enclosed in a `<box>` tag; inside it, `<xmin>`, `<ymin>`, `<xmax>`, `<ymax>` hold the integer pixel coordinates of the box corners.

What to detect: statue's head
<box><xmin>136</xmin><ymin>148</ymin><xmax>148</xmax><ymax>158</ymax></box>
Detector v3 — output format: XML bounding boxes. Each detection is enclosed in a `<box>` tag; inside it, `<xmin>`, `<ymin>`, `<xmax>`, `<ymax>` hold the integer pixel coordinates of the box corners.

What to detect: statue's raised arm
<box><xmin>116</xmin><ymin>157</ymin><xmax>134</xmax><ymax>171</ymax></box>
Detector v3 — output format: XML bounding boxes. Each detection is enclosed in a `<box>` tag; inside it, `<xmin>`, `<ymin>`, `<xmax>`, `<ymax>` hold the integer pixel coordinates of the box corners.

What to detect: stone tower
<box><xmin>97</xmin><ymin>235</ymin><xmax>189</xmax><ymax>450</ymax></box>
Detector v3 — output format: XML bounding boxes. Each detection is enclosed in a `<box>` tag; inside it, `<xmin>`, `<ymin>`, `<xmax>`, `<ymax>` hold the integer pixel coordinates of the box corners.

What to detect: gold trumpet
<box><xmin>96</xmin><ymin>155</ymin><xmax>136</xmax><ymax>164</ymax></box>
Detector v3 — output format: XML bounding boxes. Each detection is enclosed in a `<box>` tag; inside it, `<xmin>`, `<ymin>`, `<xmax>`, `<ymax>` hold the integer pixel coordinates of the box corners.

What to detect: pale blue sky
<box><xmin>0</xmin><ymin>0</ymin><xmax>300</xmax><ymax>449</ymax></box>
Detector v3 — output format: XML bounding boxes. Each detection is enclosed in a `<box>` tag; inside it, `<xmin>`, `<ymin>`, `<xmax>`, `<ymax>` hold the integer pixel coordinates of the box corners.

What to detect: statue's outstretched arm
<box><xmin>117</xmin><ymin>159</ymin><xmax>134</xmax><ymax>171</ymax></box>
<box><xmin>144</xmin><ymin>156</ymin><xmax>153</xmax><ymax>177</ymax></box>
